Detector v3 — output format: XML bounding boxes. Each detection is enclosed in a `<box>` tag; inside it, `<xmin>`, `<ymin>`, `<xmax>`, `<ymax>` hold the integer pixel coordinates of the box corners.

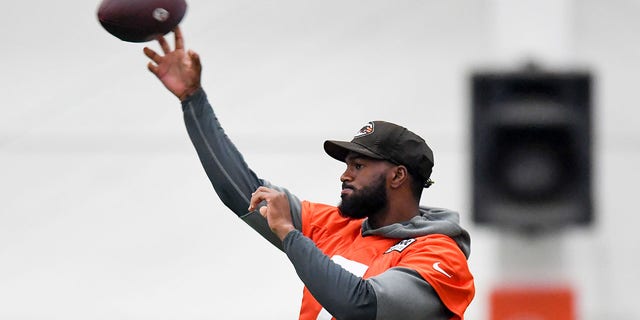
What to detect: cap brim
<box><xmin>323</xmin><ymin>140</ymin><xmax>384</xmax><ymax>162</ymax></box>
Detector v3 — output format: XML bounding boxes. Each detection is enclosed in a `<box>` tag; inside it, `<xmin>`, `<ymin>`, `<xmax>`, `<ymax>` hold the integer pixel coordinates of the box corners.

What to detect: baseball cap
<box><xmin>324</xmin><ymin>121</ymin><xmax>435</xmax><ymax>188</ymax></box>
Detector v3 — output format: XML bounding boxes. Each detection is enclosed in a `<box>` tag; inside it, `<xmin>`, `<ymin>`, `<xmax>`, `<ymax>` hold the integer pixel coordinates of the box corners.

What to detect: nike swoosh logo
<box><xmin>433</xmin><ymin>262</ymin><xmax>452</xmax><ymax>278</ymax></box>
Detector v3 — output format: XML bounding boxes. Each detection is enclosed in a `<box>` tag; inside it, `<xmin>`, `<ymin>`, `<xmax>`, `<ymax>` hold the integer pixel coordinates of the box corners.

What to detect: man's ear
<box><xmin>389</xmin><ymin>165</ymin><xmax>409</xmax><ymax>189</ymax></box>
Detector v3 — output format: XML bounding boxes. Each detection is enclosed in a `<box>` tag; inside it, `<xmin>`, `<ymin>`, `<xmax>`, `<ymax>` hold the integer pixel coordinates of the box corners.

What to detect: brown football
<box><xmin>97</xmin><ymin>0</ymin><xmax>187</xmax><ymax>43</ymax></box>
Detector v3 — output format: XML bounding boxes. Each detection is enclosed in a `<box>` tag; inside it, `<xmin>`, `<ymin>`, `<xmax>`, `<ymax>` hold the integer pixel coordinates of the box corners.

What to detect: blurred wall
<box><xmin>1</xmin><ymin>0</ymin><xmax>639</xmax><ymax>319</ymax></box>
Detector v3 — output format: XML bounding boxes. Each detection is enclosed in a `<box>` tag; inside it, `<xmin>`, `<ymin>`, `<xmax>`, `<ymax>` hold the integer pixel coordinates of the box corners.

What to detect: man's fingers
<box><xmin>188</xmin><ymin>50</ymin><xmax>201</xmax><ymax>71</ymax></box>
<box><xmin>259</xmin><ymin>206</ymin><xmax>268</xmax><ymax>218</ymax></box>
<box><xmin>248</xmin><ymin>189</ymin><xmax>266</xmax><ymax>211</ymax></box>
<box><xmin>143</xmin><ymin>47</ymin><xmax>162</xmax><ymax>64</ymax></box>
<box><xmin>248</xmin><ymin>186</ymin><xmax>273</xmax><ymax>211</ymax></box>
<box><xmin>174</xmin><ymin>26</ymin><xmax>184</xmax><ymax>50</ymax></box>
<box><xmin>158</xmin><ymin>35</ymin><xmax>171</xmax><ymax>54</ymax></box>
<box><xmin>147</xmin><ymin>62</ymin><xmax>159</xmax><ymax>75</ymax></box>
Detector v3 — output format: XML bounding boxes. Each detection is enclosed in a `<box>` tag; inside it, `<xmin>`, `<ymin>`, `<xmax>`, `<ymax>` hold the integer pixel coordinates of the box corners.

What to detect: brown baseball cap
<box><xmin>324</xmin><ymin>121</ymin><xmax>435</xmax><ymax>188</ymax></box>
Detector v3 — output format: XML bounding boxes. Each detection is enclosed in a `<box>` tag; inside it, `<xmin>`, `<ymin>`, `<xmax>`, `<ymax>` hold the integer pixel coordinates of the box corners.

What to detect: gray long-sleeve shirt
<box><xmin>181</xmin><ymin>88</ymin><xmax>473</xmax><ymax>319</ymax></box>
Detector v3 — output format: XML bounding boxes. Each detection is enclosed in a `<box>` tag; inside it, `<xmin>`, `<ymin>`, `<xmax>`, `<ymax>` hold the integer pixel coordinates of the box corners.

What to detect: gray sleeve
<box><xmin>283</xmin><ymin>230</ymin><xmax>452</xmax><ymax>320</ymax></box>
<box><xmin>181</xmin><ymin>89</ymin><xmax>302</xmax><ymax>250</ymax></box>
<box><xmin>368</xmin><ymin>268</ymin><xmax>453</xmax><ymax>320</ymax></box>
<box><xmin>283</xmin><ymin>230</ymin><xmax>377</xmax><ymax>320</ymax></box>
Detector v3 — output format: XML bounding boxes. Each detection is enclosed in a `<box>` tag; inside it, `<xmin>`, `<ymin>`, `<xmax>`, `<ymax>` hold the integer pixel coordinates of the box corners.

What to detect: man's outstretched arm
<box><xmin>181</xmin><ymin>89</ymin><xmax>302</xmax><ymax>249</ymax></box>
<box><xmin>144</xmin><ymin>27</ymin><xmax>302</xmax><ymax>250</ymax></box>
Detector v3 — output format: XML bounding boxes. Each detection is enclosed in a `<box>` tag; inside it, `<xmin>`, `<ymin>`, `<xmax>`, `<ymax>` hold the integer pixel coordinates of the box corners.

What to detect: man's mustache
<box><xmin>342</xmin><ymin>183</ymin><xmax>355</xmax><ymax>190</ymax></box>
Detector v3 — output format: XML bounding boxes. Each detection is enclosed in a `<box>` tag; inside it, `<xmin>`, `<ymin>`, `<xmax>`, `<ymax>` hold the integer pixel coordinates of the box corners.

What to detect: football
<box><xmin>97</xmin><ymin>0</ymin><xmax>187</xmax><ymax>43</ymax></box>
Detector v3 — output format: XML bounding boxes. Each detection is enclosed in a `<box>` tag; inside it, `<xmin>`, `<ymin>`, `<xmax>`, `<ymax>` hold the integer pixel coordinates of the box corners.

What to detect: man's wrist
<box><xmin>276</xmin><ymin>225</ymin><xmax>296</xmax><ymax>241</ymax></box>
<box><xmin>178</xmin><ymin>86</ymin><xmax>202</xmax><ymax>101</ymax></box>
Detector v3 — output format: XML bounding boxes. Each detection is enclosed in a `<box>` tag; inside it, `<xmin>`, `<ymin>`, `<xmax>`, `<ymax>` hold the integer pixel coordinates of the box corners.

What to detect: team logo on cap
<box><xmin>354</xmin><ymin>121</ymin><xmax>375</xmax><ymax>138</ymax></box>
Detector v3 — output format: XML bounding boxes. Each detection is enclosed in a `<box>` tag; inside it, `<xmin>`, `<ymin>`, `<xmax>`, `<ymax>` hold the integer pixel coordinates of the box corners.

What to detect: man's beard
<box><xmin>338</xmin><ymin>174</ymin><xmax>388</xmax><ymax>219</ymax></box>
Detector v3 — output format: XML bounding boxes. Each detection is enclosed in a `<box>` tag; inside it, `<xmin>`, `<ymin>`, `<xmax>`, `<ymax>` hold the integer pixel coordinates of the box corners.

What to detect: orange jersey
<box><xmin>298</xmin><ymin>201</ymin><xmax>474</xmax><ymax>320</ymax></box>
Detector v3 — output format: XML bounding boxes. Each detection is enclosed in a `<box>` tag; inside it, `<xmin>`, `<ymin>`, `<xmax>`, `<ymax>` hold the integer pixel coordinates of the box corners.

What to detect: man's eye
<box><xmin>354</xmin><ymin>164</ymin><xmax>363</xmax><ymax>170</ymax></box>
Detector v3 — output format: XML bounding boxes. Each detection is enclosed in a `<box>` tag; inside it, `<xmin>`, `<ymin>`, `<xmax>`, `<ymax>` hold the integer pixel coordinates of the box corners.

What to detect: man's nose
<box><xmin>340</xmin><ymin>168</ymin><xmax>352</xmax><ymax>183</ymax></box>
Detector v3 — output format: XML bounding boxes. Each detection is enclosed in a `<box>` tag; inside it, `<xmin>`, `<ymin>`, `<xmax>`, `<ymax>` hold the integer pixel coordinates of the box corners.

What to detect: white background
<box><xmin>1</xmin><ymin>0</ymin><xmax>639</xmax><ymax>319</ymax></box>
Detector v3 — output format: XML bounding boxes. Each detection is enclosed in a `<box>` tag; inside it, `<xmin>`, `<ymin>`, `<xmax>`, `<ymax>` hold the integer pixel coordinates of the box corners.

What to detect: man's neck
<box><xmin>367</xmin><ymin>205</ymin><xmax>420</xmax><ymax>229</ymax></box>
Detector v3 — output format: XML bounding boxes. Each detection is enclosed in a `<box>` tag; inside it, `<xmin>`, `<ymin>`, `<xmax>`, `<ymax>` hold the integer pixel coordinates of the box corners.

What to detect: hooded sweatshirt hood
<box><xmin>361</xmin><ymin>206</ymin><xmax>471</xmax><ymax>258</ymax></box>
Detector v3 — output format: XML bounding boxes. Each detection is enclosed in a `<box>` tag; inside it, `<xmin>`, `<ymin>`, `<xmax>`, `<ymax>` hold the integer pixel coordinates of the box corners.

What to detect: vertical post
<box><xmin>487</xmin><ymin>1</ymin><xmax>577</xmax><ymax>318</ymax></box>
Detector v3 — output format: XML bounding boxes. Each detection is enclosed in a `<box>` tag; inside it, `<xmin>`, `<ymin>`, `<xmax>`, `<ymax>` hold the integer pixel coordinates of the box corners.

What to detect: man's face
<box><xmin>338</xmin><ymin>153</ymin><xmax>393</xmax><ymax>219</ymax></box>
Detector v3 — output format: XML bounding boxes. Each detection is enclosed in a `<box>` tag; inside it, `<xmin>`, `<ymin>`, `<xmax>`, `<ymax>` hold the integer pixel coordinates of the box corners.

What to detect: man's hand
<box><xmin>143</xmin><ymin>26</ymin><xmax>202</xmax><ymax>101</ymax></box>
<box><xmin>248</xmin><ymin>187</ymin><xmax>296</xmax><ymax>241</ymax></box>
